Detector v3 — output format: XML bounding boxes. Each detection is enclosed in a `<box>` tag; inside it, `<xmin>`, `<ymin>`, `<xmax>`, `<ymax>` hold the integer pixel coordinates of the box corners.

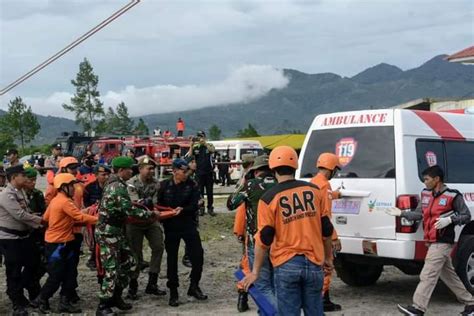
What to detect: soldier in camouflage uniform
<box><xmin>23</xmin><ymin>167</ymin><xmax>47</xmax><ymax>300</ymax></box>
<box><xmin>229</xmin><ymin>154</ymin><xmax>278</xmax><ymax>311</ymax></box>
<box><xmin>95</xmin><ymin>156</ymin><xmax>159</xmax><ymax>316</ymax></box>
<box><xmin>126</xmin><ymin>156</ymin><xmax>166</xmax><ymax>299</ymax></box>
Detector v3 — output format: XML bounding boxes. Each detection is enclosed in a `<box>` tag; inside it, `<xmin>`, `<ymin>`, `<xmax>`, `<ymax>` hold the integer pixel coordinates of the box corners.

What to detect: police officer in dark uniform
<box><xmin>190</xmin><ymin>131</ymin><xmax>216</xmax><ymax>216</ymax></box>
<box><xmin>157</xmin><ymin>158</ymin><xmax>208</xmax><ymax>307</ymax></box>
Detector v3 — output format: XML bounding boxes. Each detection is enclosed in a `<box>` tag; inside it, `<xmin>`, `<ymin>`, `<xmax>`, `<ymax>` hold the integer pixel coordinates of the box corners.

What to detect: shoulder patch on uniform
<box><xmin>260</xmin><ymin>180</ymin><xmax>319</xmax><ymax>204</ymax></box>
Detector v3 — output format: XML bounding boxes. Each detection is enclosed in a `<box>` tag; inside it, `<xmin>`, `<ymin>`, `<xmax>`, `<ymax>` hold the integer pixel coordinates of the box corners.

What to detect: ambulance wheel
<box><xmin>335</xmin><ymin>256</ymin><xmax>383</xmax><ymax>286</ymax></box>
<box><xmin>456</xmin><ymin>235</ymin><xmax>474</xmax><ymax>294</ymax></box>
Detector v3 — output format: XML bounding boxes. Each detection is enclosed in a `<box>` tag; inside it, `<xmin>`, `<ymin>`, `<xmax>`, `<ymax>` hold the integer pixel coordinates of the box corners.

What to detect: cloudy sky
<box><xmin>0</xmin><ymin>0</ymin><xmax>472</xmax><ymax>118</ymax></box>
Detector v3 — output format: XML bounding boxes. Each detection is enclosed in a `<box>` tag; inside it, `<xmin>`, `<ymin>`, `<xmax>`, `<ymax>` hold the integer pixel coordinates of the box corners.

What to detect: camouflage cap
<box><xmin>249</xmin><ymin>154</ymin><xmax>269</xmax><ymax>171</ymax></box>
<box><xmin>241</xmin><ymin>154</ymin><xmax>256</xmax><ymax>164</ymax></box>
<box><xmin>24</xmin><ymin>167</ymin><xmax>38</xmax><ymax>178</ymax></box>
<box><xmin>137</xmin><ymin>156</ymin><xmax>157</xmax><ymax>167</ymax></box>
<box><xmin>112</xmin><ymin>156</ymin><xmax>134</xmax><ymax>169</ymax></box>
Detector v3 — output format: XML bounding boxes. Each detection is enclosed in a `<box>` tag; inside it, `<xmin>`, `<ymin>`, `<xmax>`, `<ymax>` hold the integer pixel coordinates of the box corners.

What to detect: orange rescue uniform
<box><xmin>43</xmin><ymin>192</ymin><xmax>98</xmax><ymax>243</ymax></box>
<box><xmin>311</xmin><ymin>173</ymin><xmax>339</xmax><ymax>294</ymax></box>
<box><xmin>255</xmin><ymin>180</ymin><xmax>330</xmax><ymax>268</ymax></box>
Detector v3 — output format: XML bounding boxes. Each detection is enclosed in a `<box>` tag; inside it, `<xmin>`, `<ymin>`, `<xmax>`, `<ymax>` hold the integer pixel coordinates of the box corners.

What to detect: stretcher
<box><xmin>234</xmin><ymin>269</ymin><xmax>277</xmax><ymax>316</ymax></box>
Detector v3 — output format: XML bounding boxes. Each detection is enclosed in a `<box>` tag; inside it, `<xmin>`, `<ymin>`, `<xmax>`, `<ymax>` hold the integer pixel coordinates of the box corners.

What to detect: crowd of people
<box><xmin>0</xmin><ymin>128</ymin><xmax>473</xmax><ymax>316</ymax></box>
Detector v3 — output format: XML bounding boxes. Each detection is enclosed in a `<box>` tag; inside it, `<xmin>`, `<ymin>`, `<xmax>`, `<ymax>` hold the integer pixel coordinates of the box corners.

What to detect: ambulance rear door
<box><xmin>297</xmin><ymin>110</ymin><xmax>397</xmax><ymax>240</ymax></box>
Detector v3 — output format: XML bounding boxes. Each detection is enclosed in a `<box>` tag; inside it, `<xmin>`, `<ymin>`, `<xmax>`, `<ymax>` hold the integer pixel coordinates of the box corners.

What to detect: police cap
<box><xmin>5</xmin><ymin>164</ymin><xmax>25</xmax><ymax>177</ymax></box>
<box><xmin>94</xmin><ymin>164</ymin><xmax>111</xmax><ymax>174</ymax></box>
<box><xmin>172</xmin><ymin>158</ymin><xmax>189</xmax><ymax>170</ymax></box>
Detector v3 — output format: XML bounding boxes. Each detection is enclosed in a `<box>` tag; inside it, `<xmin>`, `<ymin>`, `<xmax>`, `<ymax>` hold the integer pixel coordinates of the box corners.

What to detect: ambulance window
<box><xmin>445</xmin><ymin>141</ymin><xmax>474</xmax><ymax>183</ymax></box>
<box><xmin>241</xmin><ymin>148</ymin><xmax>264</xmax><ymax>157</ymax></box>
<box><xmin>415</xmin><ymin>140</ymin><xmax>446</xmax><ymax>181</ymax></box>
<box><xmin>300</xmin><ymin>126</ymin><xmax>395</xmax><ymax>178</ymax></box>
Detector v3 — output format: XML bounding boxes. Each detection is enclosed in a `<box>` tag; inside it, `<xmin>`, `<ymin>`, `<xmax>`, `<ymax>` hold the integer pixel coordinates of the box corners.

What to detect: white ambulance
<box><xmin>297</xmin><ymin>109</ymin><xmax>474</xmax><ymax>292</ymax></box>
<box><xmin>209</xmin><ymin>140</ymin><xmax>264</xmax><ymax>181</ymax></box>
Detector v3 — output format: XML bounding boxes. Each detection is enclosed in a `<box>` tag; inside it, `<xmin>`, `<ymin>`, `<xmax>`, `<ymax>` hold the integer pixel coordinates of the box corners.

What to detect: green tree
<box><xmin>114</xmin><ymin>102</ymin><xmax>134</xmax><ymax>134</ymax></box>
<box><xmin>236</xmin><ymin>123</ymin><xmax>259</xmax><ymax>138</ymax></box>
<box><xmin>0</xmin><ymin>97</ymin><xmax>40</xmax><ymax>150</ymax></box>
<box><xmin>63</xmin><ymin>58</ymin><xmax>105</xmax><ymax>135</ymax></box>
<box><xmin>96</xmin><ymin>107</ymin><xmax>117</xmax><ymax>134</ymax></box>
<box><xmin>0</xmin><ymin>133</ymin><xmax>15</xmax><ymax>157</ymax></box>
<box><xmin>208</xmin><ymin>124</ymin><xmax>222</xmax><ymax>140</ymax></box>
<box><xmin>134</xmin><ymin>118</ymin><xmax>149</xmax><ymax>135</ymax></box>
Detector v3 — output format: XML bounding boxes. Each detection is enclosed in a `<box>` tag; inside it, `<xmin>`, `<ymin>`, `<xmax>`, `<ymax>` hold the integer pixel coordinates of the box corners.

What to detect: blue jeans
<box><xmin>274</xmin><ymin>255</ymin><xmax>324</xmax><ymax>316</ymax></box>
<box><xmin>247</xmin><ymin>245</ymin><xmax>277</xmax><ymax>313</ymax></box>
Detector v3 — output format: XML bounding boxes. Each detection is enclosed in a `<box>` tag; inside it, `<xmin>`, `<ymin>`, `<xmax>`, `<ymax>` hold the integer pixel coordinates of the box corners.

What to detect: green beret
<box><xmin>24</xmin><ymin>167</ymin><xmax>38</xmax><ymax>178</ymax></box>
<box><xmin>112</xmin><ymin>156</ymin><xmax>134</xmax><ymax>169</ymax></box>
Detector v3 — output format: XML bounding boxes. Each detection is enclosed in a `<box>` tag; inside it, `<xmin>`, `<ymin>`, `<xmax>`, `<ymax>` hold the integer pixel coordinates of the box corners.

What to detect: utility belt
<box><xmin>0</xmin><ymin>226</ymin><xmax>30</xmax><ymax>238</ymax></box>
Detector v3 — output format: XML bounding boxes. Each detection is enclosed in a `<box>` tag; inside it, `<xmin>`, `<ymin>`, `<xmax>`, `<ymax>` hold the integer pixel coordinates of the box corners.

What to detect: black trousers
<box><xmin>0</xmin><ymin>237</ymin><xmax>39</xmax><ymax>306</ymax></box>
<box><xmin>40</xmin><ymin>241</ymin><xmax>77</xmax><ymax>300</ymax></box>
<box><xmin>164</xmin><ymin>229</ymin><xmax>203</xmax><ymax>289</ymax></box>
<box><xmin>197</xmin><ymin>173</ymin><xmax>214</xmax><ymax>209</ymax></box>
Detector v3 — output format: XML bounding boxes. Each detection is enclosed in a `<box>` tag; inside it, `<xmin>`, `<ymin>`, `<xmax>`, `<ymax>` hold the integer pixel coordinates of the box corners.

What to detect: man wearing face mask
<box><xmin>126</xmin><ymin>156</ymin><xmax>166</xmax><ymax>300</ymax></box>
<box><xmin>78</xmin><ymin>154</ymin><xmax>96</xmax><ymax>185</ymax></box>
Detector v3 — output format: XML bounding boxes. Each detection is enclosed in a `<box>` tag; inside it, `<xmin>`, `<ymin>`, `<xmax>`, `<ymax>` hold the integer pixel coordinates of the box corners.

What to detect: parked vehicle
<box><xmin>297</xmin><ymin>109</ymin><xmax>474</xmax><ymax>292</ymax></box>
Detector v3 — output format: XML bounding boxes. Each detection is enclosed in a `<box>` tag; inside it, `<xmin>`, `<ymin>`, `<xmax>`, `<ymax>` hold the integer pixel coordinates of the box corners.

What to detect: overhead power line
<box><xmin>0</xmin><ymin>0</ymin><xmax>141</xmax><ymax>96</ymax></box>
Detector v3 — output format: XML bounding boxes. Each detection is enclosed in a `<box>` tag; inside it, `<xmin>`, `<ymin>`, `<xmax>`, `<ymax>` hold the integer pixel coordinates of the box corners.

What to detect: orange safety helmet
<box><xmin>316</xmin><ymin>153</ymin><xmax>341</xmax><ymax>171</ymax></box>
<box><xmin>269</xmin><ymin>146</ymin><xmax>298</xmax><ymax>170</ymax></box>
<box><xmin>59</xmin><ymin>156</ymin><xmax>79</xmax><ymax>169</ymax></box>
<box><xmin>53</xmin><ymin>173</ymin><xmax>78</xmax><ymax>189</ymax></box>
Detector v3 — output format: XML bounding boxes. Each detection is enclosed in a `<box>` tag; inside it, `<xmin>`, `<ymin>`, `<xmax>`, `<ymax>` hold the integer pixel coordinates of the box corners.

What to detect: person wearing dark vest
<box><xmin>157</xmin><ymin>158</ymin><xmax>208</xmax><ymax>307</ymax></box>
<box><xmin>386</xmin><ymin>165</ymin><xmax>474</xmax><ymax>316</ymax></box>
<box><xmin>0</xmin><ymin>165</ymin><xmax>43</xmax><ymax>316</ymax></box>
<box><xmin>190</xmin><ymin>131</ymin><xmax>216</xmax><ymax>216</ymax></box>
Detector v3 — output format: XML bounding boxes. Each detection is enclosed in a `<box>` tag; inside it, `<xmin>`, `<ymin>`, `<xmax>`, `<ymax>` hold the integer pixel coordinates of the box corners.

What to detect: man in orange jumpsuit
<box><xmin>311</xmin><ymin>153</ymin><xmax>342</xmax><ymax>312</ymax></box>
<box><xmin>32</xmin><ymin>174</ymin><xmax>97</xmax><ymax>313</ymax></box>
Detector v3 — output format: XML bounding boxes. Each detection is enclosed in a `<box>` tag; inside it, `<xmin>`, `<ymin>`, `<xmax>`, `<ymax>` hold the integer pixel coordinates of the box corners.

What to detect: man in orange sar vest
<box><xmin>311</xmin><ymin>152</ymin><xmax>342</xmax><ymax>312</ymax></box>
<box><xmin>242</xmin><ymin>146</ymin><xmax>334</xmax><ymax>316</ymax></box>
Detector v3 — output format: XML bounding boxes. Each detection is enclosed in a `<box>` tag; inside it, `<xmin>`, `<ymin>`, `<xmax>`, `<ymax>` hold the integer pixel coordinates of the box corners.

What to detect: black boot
<box><xmin>31</xmin><ymin>296</ymin><xmax>50</xmax><ymax>314</ymax></box>
<box><xmin>182</xmin><ymin>254</ymin><xmax>192</xmax><ymax>268</ymax></box>
<box><xmin>69</xmin><ymin>289</ymin><xmax>81</xmax><ymax>304</ymax></box>
<box><xmin>59</xmin><ymin>295</ymin><xmax>82</xmax><ymax>313</ymax></box>
<box><xmin>145</xmin><ymin>273</ymin><xmax>166</xmax><ymax>296</ymax></box>
<box><xmin>187</xmin><ymin>284</ymin><xmax>208</xmax><ymax>300</ymax></box>
<box><xmin>169</xmin><ymin>288</ymin><xmax>179</xmax><ymax>307</ymax></box>
<box><xmin>12</xmin><ymin>305</ymin><xmax>28</xmax><ymax>316</ymax></box>
<box><xmin>207</xmin><ymin>207</ymin><xmax>216</xmax><ymax>217</ymax></box>
<box><xmin>127</xmin><ymin>279</ymin><xmax>139</xmax><ymax>300</ymax></box>
<box><xmin>113</xmin><ymin>287</ymin><xmax>132</xmax><ymax>310</ymax></box>
<box><xmin>96</xmin><ymin>298</ymin><xmax>117</xmax><ymax>316</ymax></box>
<box><xmin>237</xmin><ymin>291</ymin><xmax>249</xmax><ymax>312</ymax></box>
<box><xmin>323</xmin><ymin>291</ymin><xmax>341</xmax><ymax>312</ymax></box>
<box><xmin>199</xmin><ymin>205</ymin><xmax>205</xmax><ymax>216</ymax></box>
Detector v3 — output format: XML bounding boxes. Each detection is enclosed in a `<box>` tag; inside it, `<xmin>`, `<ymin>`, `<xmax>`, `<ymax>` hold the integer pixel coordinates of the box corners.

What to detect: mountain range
<box><xmin>7</xmin><ymin>54</ymin><xmax>474</xmax><ymax>144</ymax></box>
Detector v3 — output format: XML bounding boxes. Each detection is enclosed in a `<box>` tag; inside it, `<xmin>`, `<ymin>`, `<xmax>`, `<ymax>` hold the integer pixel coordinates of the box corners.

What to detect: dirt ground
<box><xmin>0</xmin><ymin>194</ymin><xmax>465</xmax><ymax>315</ymax></box>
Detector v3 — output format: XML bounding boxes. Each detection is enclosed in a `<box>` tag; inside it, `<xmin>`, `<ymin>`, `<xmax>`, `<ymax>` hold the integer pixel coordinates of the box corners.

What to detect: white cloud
<box><xmin>1</xmin><ymin>64</ymin><xmax>289</xmax><ymax>117</ymax></box>
<box><xmin>1</xmin><ymin>0</ymin><xmax>472</xmax><ymax>106</ymax></box>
